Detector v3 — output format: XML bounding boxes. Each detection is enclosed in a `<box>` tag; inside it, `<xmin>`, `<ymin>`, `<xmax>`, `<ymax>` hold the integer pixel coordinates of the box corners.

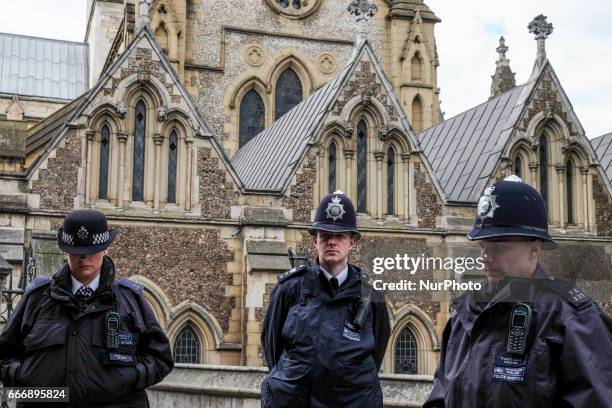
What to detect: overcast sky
<box><xmin>1</xmin><ymin>0</ymin><xmax>610</xmax><ymax>138</ymax></box>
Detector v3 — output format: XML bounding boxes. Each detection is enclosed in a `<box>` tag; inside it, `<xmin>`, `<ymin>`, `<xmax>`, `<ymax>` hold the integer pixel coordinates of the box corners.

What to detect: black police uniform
<box><xmin>0</xmin><ymin>210</ymin><xmax>174</xmax><ymax>407</ymax></box>
<box><xmin>260</xmin><ymin>192</ymin><xmax>391</xmax><ymax>408</ymax></box>
<box><xmin>424</xmin><ymin>176</ymin><xmax>612</xmax><ymax>407</ymax></box>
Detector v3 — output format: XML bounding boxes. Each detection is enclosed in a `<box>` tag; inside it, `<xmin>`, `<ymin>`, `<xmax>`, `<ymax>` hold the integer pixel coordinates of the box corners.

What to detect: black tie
<box><xmin>330</xmin><ymin>277</ymin><xmax>339</xmax><ymax>297</ymax></box>
<box><xmin>75</xmin><ymin>285</ymin><xmax>94</xmax><ymax>301</ymax></box>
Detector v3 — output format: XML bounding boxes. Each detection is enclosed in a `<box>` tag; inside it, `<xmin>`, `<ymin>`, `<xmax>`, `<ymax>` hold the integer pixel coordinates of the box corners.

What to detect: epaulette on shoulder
<box><xmin>278</xmin><ymin>265</ymin><xmax>309</xmax><ymax>283</ymax></box>
<box><xmin>25</xmin><ymin>276</ymin><xmax>51</xmax><ymax>295</ymax></box>
<box><xmin>117</xmin><ymin>277</ymin><xmax>144</xmax><ymax>295</ymax></box>
<box><xmin>543</xmin><ymin>277</ymin><xmax>592</xmax><ymax>310</ymax></box>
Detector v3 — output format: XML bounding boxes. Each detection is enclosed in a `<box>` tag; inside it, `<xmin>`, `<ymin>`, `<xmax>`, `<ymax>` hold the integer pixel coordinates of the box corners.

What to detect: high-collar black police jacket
<box><xmin>424</xmin><ymin>266</ymin><xmax>612</xmax><ymax>408</ymax></box>
<box><xmin>260</xmin><ymin>263</ymin><xmax>390</xmax><ymax>408</ymax></box>
<box><xmin>0</xmin><ymin>257</ymin><xmax>174</xmax><ymax>407</ymax></box>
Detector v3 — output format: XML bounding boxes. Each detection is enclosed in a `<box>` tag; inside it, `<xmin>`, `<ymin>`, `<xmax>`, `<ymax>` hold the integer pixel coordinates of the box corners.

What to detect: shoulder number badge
<box><xmin>325</xmin><ymin>195</ymin><xmax>346</xmax><ymax>222</ymax></box>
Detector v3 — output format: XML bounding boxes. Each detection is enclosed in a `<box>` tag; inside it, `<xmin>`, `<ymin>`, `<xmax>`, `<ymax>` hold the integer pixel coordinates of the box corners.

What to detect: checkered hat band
<box><xmin>92</xmin><ymin>231</ymin><xmax>110</xmax><ymax>245</ymax></box>
<box><xmin>62</xmin><ymin>231</ymin><xmax>74</xmax><ymax>245</ymax></box>
<box><xmin>61</xmin><ymin>231</ymin><xmax>110</xmax><ymax>246</ymax></box>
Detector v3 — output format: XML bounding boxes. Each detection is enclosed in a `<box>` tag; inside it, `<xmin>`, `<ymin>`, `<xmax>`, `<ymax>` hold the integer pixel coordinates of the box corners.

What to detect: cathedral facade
<box><xmin>0</xmin><ymin>0</ymin><xmax>611</xmax><ymax>375</ymax></box>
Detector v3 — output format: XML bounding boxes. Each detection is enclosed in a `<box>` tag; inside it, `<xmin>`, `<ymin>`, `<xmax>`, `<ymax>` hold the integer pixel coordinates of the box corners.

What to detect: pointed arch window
<box><xmin>155</xmin><ymin>23</ymin><xmax>169</xmax><ymax>54</ymax></box>
<box><xmin>539</xmin><ymin>136</ymin><xmax>548</xmax><ymax>205</ymax></box>
<box><xmin>395</xmin><ymin>326</ymin><xmax>418</xmax><ymax>374</ymax></box>
<box><xmin>566</xmin><ymin>160</ymin><xmax>574</xmax><ymax>224</ymax></box>
<box><xmin>328</xmin><ymin>142</ymin><xmax>337</xmax><ymax>193</ymax></box>
<box><xmin>132</xmin><ymin>100</ymin><xmax>146</xmax><ymax>202</ymax></box>
<box><xmin>99</xmin><ymin>124</ymin><xmax>110</xmax><ymax>199</ymax></box>
<box><xmin>411</xmin><ymin>52</ymin><xmax>423</xmax><ymax>81</ymax></box>
<box><xmin>412</xmin><ymin>96</ymin><xmax>423</xmax><ymax>133</ymax></box>
<box><xmin>387</xmin><ymin>147</ymin><xmax>395</xmax><ymax>215</ymax></box>
<box><xmin>275</xmin><ymin>68</ymin><xmax>303</xmax><ymax>120</ymax></box>
<box><xmin>357</xmin><ymin>121</ymin><xmax>368</xmax><ymax>213</ymax></box>
<box><xmin>514</xmin><ymin>156</ymin><xmax>522</xmax><ymax>179</ymax></box>
<box><xmin>173</xmin><ymin>326</ymin><xmax>201</xmax><ymax>364</ymax></box>
<box><xmin>167</xmin><ymin>129</ymin><xmax>178</xmax><ymax>204</ymax></box>
<box><xmin>239</xmin><ymin>89</ymin><xmax>265</xmax><ymax>148</ymax></box>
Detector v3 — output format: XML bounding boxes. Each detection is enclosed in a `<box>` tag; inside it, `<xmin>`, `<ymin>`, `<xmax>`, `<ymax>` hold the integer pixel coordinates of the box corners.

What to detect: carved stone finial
<box><xmin>137</xmin><ymin>0</ymin><xmax>152</xmax><ymax>30</ymax></box>
<box><xmin>490</xmin><ymin>36</ymin><xmax>516</xmax><ymax>97</ymax></box>
<box><xmin>347</xmin><ymin>0</ymin><xmax>378</xmax><ymax>47</ymax></box>
<box><xmin>496</xmin><ymin>36</ymin><xmax>508</xmax><ymax>59</ymax></box>
<box><xmin>528</xmin><ymin>14</ymin><xmax>553</xmax><ymax>69</ymax></box>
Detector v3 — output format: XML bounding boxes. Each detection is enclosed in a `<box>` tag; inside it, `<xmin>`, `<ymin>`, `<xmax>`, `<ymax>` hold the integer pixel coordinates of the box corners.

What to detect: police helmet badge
<box><xmin>478</xmin><ymin>185</ymin><xmax>500</xmax><ymax>219</ymax></box>
<box><xmin>77</xmin><ymin>226</ymin><xmax>89</xmax><ymax>240</ymax></box>
<box><xmin>325</xmin><ymin>195</ymin><xmax>346</xmax><ymax>222</ymax></box>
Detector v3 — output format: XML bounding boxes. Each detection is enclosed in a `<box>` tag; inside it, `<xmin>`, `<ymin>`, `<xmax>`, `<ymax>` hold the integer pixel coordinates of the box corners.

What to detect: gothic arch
<box><xmin>386</xmin><ymin>304</ymin><xmax>439</xmax><ymax>375</ymax></box>
<box><xmin>168</xmin><ymin>302</ymin><xmax>224</xmax><ymax>364</ymax></box>
<box><xmin>411</xmin><ymin>95</ymin><xmax>424</xmax><ymax>133</ymax></box>
<box><xmin>266</xmin><ymin>54</ymin><xmax>314</xmax><ymax>97</ymax></box>
<box><xmin>115</xmin><ymin>73</ymin><xmax>172</xmax><ymax>110</ymax></box>
<box><xmin>128</xmin><ymin>275</ymin><xmax>173</xmax><ymax>330</ymax></box>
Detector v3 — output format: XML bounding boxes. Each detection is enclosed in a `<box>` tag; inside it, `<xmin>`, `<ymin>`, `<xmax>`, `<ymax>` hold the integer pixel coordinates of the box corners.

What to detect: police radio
<box><xmin>353</xmin><ymin>288</ymin><xmax>372</xmax><ymax>329</ymax></box>
<box><xmin>104</xmin><ymin>311</ymin><xmax>120</xmax><ymax>349</ymax></box>
<box><xmin>506</xmin><ymin>303</ymin><xmax>533</xmax><ymax>355</ymax></box>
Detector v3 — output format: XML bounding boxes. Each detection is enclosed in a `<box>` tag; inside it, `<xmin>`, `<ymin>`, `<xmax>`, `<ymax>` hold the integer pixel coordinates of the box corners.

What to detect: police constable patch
<box><xmin>325</xmin><ymin>195</ymin><xmax>346</xmax><ymax>222</ymax></box>
<box><xmin>492</xmin><ymin>351</ymin><xmax>527</xmax><ymax>383</ymax></box>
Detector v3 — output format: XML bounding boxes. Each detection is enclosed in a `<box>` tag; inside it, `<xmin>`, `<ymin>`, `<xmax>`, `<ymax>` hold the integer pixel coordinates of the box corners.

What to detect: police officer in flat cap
<box><xmin>261</xmin><ymin>191</ymin><xmax>390</xmax><ymax>408</ymax></box>
<box><xmin>0</xmin><ymin>210</ymin><xmax>174</xmax><ymax>407</ymax></box>
<box><xmin>424</xmin><ymin>176</ymin><xmax>612</xmax><ymax>407</ymax></box>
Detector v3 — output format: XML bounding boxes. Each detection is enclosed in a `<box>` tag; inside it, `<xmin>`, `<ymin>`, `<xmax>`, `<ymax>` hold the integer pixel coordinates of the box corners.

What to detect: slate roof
<box><xmin>591</xmin><ymin>132</ymin><xmax>612</xmax><ymax>182</ymax></box>
<box><xmin>232</xmin><ymin>41</ymin><xmax>425</xmax><ymax>194</ymax></box>
<box><xmin>25</xmin><ymin>92</ymin><xmax>88</xmax><ymax>155</ymax></box>
<box><xmin>418</xmin><ymin>84</ymin><xmax>533</xmax><ymax>203</ymax></box>
<box><xmin>232</xmin><ymin>64</ymin><xmax>351</xmax><ymax>192</ymax></box>
<box><xmin>0</xmin><ymin>32</ymin><xmax>88</xmax><ymax>100</ymax></box>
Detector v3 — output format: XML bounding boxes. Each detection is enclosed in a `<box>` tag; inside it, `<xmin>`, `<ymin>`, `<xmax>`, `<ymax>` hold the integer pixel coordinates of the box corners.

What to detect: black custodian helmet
<box><xmin>57</xmin><ymin>209</ymin><xmax>117</xmax><ymax>255</ymax></box>
<box><xmin>309</xmin><ymin>191</ymin><xmax>360</xmax><ymax>239</ymax></box>
<box><xmin>467</xmin><ymin>175</ymin><xmax>555</xmax><ymax>243</ymax></box>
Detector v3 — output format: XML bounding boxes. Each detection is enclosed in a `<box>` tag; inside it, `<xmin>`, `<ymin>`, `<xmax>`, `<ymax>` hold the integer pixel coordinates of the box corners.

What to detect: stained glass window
<box><xmin>132</xmin><ymin>101</ymin><xmax>146</xmax><ymax>201</ymax></box>
<box><xmin>173</xmin><ymin>326</ymin><xmax>201</xmax><ymax>364</ymax></box>
<box><xmin>239</xmin><ymin>90</ymin><xmax>265</xmax><ymax>148</ymax></box>
<box><xmin>328</xmin><ymin>142</ymin><xmax>337</xmax><ymax>193</ymax></box>
<box><xmin>275</xmin><ymin>68</ymin><xmax>302</xmax><ymax>120</ymax></box>
<box><xmin>387</xmin><ymin>147</ymin><xmax>395</xmax><ymax>215</ymax></box>
<box><xmin>99</xmin><ymin>124</ymin><xmax>110</xmax><ymax>199</ymax></box>
<box><xmin>357</xmin><ymin>120</ymin><xmax>367</xmax><ymax>213</ymax></box>
<box><xmin>395</xmin><ymin>326</ymin><xmax>418</xmax><ymax>374</ymax></box>
<box><xmin>514</xmin><ymin>156</ymin><xmax>522</xmax><ymax>179</ymax></box>
<box><xmin>167</xmin><ymin>129</ymin><xmax>178</xmax><ymax>204</ymax></box>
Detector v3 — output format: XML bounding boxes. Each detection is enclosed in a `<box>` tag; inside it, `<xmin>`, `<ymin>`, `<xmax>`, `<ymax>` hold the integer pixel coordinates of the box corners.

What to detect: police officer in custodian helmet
<box><xmin>424</xmin><ymin>176</ymin><xmax>612</xmax><ymax>407</ymax></box>
<box><xmin>0</xmin><ymin>210</ymin><xmax>174</xmax><ymax>407</ymax></box>
<box><xmin>261</xmin><ymin>191</ymin><xmax>391</xmax><ymax>407</ymax></box>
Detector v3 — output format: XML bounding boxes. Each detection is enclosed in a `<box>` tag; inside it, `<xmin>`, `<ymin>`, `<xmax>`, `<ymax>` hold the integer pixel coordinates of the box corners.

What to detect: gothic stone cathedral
<box><xmin>0</xmin><ymin>0</ymin><xmax>611</xmax><ymax>375</ymax></box>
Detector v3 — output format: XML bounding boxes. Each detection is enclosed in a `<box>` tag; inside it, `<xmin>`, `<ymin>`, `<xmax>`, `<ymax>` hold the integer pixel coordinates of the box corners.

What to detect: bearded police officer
<box><xmin>261</xmin><ymin>191</ymin><xmax>390</xmax><ymax>408</ymax></box>
<box><xmin>0</xmin><ymin>210</ymin><xmax>174</xmax><ymax>407</ymax></box>
<box><xmin>424</xmin><ymin>176</ymin><xmax>612</xmax><ymax>407</ymax></box>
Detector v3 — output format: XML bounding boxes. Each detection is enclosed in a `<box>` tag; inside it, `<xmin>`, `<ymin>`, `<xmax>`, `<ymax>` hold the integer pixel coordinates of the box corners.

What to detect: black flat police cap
<box><xmin>467</xmin><ymin>175</ymin><xmax>555</xmax><ymax>243</ymax></box>
<box><xmin>309</xmin><ymin>191</ymin><xmax>361</xmax><ymax>239</ymax></box>
<box><xmin>57</xmin><ymin>209</ymin><xmax>117</xmax><ymax>255</ymax></box>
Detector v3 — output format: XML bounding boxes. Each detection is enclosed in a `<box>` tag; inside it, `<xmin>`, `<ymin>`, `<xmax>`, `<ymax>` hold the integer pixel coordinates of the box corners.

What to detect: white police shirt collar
<box><xmin>71</xmin><ymin>274</ymin><xmax>100</xmax><ymax>295</ymax></box>
<box><xmin>320</xmin><ymin>265</ymin><xmax>349</xmax><ymax>287</ymax></box>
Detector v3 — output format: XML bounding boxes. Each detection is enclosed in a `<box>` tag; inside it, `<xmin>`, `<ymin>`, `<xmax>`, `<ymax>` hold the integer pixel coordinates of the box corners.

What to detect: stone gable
<box><xmin>198</xmin><ymin>147</ymin><xmax>240</xmax><ymax>219</ymax></box>
<box><xmin>108</xmin><ymin>224</ymin><xmax>235</xmax><ymax>333</ymax></box>
<box><xmin>30</xmin><ymin>133</ymin><xmax>81</xmax><ymax>211</ymax></box>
